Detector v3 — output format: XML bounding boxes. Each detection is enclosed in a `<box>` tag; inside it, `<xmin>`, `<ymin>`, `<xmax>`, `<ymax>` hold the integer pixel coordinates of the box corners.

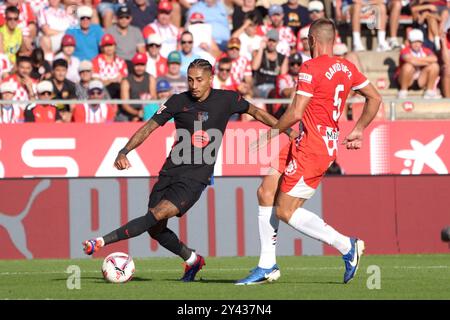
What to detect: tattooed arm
<box><xmin>114</xmin><ymin>119</ymin><xmax>160</xmax><ymax>170</ymax></box>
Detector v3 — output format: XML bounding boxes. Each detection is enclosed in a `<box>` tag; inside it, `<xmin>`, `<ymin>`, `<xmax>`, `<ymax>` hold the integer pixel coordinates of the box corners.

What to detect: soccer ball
<box><xmin>101</xmin><ymin>252</ymin><xmax>135</xmax><ymax>283</ymax></box>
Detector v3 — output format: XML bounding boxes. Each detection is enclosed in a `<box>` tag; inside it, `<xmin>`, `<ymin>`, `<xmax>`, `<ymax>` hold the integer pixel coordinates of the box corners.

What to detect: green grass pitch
<box><xmin>1</xmin><ymin>254</ymin><xmax>449</xmax><ymax>300</ymax></box>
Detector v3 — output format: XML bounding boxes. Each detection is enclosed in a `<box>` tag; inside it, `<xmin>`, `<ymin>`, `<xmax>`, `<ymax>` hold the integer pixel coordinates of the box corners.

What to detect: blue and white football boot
<box><xmin>343</xmin><ymin>238</ymin><xmax>365</xmax><ymax>284</ymax></box>
<box><xmin>235</xmin><ymin>265</ymin><xmax>281</xmax><ymax>285</ymax></box>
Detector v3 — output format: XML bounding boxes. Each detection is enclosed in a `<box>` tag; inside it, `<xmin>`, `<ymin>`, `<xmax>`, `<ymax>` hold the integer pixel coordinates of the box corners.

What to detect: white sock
<box><xmin>287</xmin><ymin>207</ymin><xmax>351</xmax><ymax>255</ymax></box>
<box><xmin>257</xmin><ymin>206</ymin><xmax>279</xmax><ymax>269</ymax></box>
<box><xmin>378</xmin><ymin>30</ymin><xmax>387</xmax><ymax>44</ymax></box>
<box><xmin>97</xmin><ymin>237</ymin><xmax>105</xmax><ymax>247</ymax></box>
<box><xmin>185</xmin><ymin>251</ymin><xmax>198</xmax><ymax>266</ymax></box>
<box><xmin>352</xmin><ymin>31</ymin><xmax>362</xmax><ymax>45</ymax></box>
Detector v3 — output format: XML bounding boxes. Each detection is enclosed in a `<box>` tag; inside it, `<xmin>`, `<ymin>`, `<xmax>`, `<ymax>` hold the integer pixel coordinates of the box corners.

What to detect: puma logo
<box><xmin>0</xmin><ymin>179</ymin><xmax>50</xmax><ymax>259</ymax></box>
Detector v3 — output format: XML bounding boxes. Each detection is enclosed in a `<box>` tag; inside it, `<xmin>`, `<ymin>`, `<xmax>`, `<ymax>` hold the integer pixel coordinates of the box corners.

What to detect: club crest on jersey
<box><xmin>298</xmin><ymin>73</ymin><xmax>312</xmax><ymax>83</ymax></box>
<box><xmin>156</xmin><ymin>104</ymin><xmax>167</xmax><ymax>114</ymax></box>
<box><xmin>197</xmin><ymin>111</ymin><xmax>209</xmax><ymax>122</ymax></box>
<box><xmin>285</xmin><ymin>159</ymin><xmax>297</xmax><ymax>176</ymax></box>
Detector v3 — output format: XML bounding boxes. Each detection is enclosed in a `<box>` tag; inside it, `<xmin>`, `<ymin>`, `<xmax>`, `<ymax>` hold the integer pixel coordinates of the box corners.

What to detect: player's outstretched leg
<box><xmin>343</xmin><ymin>238</ymin><xmax>365</xmax><ymax>284</ymax></box>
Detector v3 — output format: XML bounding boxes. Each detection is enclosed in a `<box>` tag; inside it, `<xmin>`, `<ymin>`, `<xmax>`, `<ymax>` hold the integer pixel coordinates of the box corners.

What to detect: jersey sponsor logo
<box><xmin>284</xmin><ymin>159</ymin><xmax>297</xmax><ymax>176</ymax></box>
<box><xmin>298</xmin><ymin>73</ymin><xmax>312</xmax><ymax>83</ymax></box>
<box><xmin>156</xmin><ymin>104</ymin><xmax>167</xmax><ymax>114</ymax></box>
<box><xmin>191</xmin><ymin>130</ymin><xmax>210</xmax><ymax>148</ymax></box>
<box><xmin>318</xmin><ymin>125</ymin><xmax>339</xmax><ymax>157</ymax></box>
<box><xmin>197</xmin><ymin>111</ymin><xmax>209</xmax><ymax>122</ymax></box>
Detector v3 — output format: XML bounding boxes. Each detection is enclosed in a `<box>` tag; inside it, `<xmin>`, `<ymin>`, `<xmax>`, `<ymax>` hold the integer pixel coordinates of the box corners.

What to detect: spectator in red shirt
<box><xmin>145</xmin><ymin>33</ymin><xmax>168</xmax><ymax>78</ymax></box>
<box><xmin>0</xmin><ymin>81</ymin><xmax>23</xmax><ymax>123</ymax></box>
<box><xmin>72</xmin><ymin>79</ymin><xmax>117</xmax><ymax>123</ymax></box>
<box><xmin>24</xmin><ymin>80</ymin><xmax>62</xmax><ymax>123</ymax></box>
<box><xmin>397</xmin><ymin>29</ymin><xmax>441</xmax><ymax>99</ymax></box>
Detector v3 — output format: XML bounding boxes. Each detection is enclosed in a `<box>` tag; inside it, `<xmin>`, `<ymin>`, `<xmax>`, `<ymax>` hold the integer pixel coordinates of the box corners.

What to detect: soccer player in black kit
<box><xmin>83</xmin><ymin>59</ymin><xmax>296</xmax><ymax>281</ymax></box>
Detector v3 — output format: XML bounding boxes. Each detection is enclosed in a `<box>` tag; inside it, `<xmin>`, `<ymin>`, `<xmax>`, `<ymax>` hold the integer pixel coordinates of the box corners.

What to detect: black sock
<box><xmin>103</xmin><ymin>211</ymin><xmax>158</xmax><ymax>245</ymax></box>
<box><xmin>151</xmin><ymin>227</ymin><xmax>193</xmax><ymax>261</ymax></box>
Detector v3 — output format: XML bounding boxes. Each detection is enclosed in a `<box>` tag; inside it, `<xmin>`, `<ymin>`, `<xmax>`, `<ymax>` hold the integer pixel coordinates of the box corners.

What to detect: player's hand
<box><xmin>288</xmin><ymin>129</ymin><xmax>299</xmax><ymax>141</ymax></box>
<box><xmin>114</xmin><ymin>154</ymin><xmax>132</xmax><ymax>170</ymax></box>
<box><xmin>342</xmin><ymin>128</ymin><xmax>363</xmax><ymax>150</ymax></box>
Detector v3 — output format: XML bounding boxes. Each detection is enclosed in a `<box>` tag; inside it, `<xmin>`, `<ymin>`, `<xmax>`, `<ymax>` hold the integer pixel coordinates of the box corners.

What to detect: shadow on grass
<box><xmin>51</xmin><ymin>276</ymin><xmax>152</xmax><ymax>283</ymax></box>
<box><xmin>162</xmin><ymin>278</ymin><xmax>237</xmax><ymax>284</ymax></box>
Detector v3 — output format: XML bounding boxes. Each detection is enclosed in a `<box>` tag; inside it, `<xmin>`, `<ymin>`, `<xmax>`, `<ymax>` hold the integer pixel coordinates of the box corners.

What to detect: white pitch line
<box><xmin>0</xmin><ymin>265</ymin><xmax>448</xmax><ymax>276</ymax></box>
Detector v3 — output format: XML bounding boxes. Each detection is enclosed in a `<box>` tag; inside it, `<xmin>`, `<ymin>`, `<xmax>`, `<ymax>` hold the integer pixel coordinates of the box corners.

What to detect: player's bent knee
<box><xmin>257</xmin><ymin>185</ymin><xmax>276</xmax><ymax>203</ymax></box>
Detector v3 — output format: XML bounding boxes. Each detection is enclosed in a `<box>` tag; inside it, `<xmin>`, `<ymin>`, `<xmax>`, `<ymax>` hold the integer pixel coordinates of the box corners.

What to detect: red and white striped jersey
<box><xmin>146</xmin><ymin>54</ymin><xmax>168</xmax><ymax>78</ymax></box>
<box><xmin>142</xmin><ymin>21</ymin><xmax>180</xmax><ymax>58</ymax></box>
<box><xmin>0</xmin><ymin>53</ymin><xmax>12</xmax><ymax>76</ymax></box>
<box><xmin>92</xmin><ymin>54</ymin><xmax>128</xmax><ymax>81</ymax></box>
<box><xmin>25</xmin><ymin>0</ymin><xmax>48</xmax><ymax>16</ymax></box>
<box><xmin>257</xmin><ymin>25</ymin><xmax>296</xmax><ymax>56</ymax></box>
<box><xmin>0</xmin><ymin>104</ymin><xmax>23</xmax><ymax>123</ymax></box>
<box><xmin>212</xmin><ymin>75</ymin><xmax>239</xmax><ymax>91</ymax></box>
<box><xmin>37</xmin><ymin>4</ymin><xmax>74</xmax><ymax>32</ymax></box>
<box><xmin>2</xmin><ymin>75</ymin><xmax>37</xmax><ymax>104</ymax></box>
<box><xmin>72</xmin><ymin>103</ymin><xmax>117</xmax><ymax>123</ymax></box>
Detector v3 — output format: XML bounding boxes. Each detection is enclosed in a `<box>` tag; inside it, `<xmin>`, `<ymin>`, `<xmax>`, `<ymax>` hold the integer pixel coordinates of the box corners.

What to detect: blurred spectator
<box><xmin>24</xmin><ymin>80</ymin><xmax>62</xmax><ymax>122</ymax></box>
<box><xmin>231</xmin><ymin>12</ymin><xmax>263</xmax><ymax>61</ymax></box>
<box><xmin>387</xmin><ymin>0</ymin><xmax>405</xmax><ymax>49</ymax></box>
<box><xmin>333</xmin><ymin>43</ymin><xmax>363</xmax><ymax>71</ymax></box>
<box><xmin>128</xmin><ymin>0</ymin><xmax>157</xmax><ymax>30</ymax></box>
<box><xmin>3</xmin><ymin>55</ymin><xmax>37</xmax><ymax>102</ymax></box>
<box><xmin>440</xmin><ymin>29</ymin><xmax>450</xmax><ymax>97</ymax></box>
<box><xmin>54</xmin><ymin>34</ymin><xmax>80</xmax><ymax>83</ymax></box>
<box><xmin>257</xmin><ymin>4</ymin><xmax>296</xmax><ymax>56</ymax></box>
<box><xmin>187</xmin><ymin>0</ymin><xmax>230</xmax><ymax>51</ymax></box>
<box><xmin>0</xmin><ymin>6</ymin><xmax>24</xmax><ymax>64</ymax></box>
<box><xmin>30</xmin><ymin>47</ymin><xmax>52</xmax><ymax>81</ymax></box>
<box><xmin>92</xmin><ymin>34</ymin><xmax>128</xmax><ymax>99</ymax></box>
<box><xmin>38</xmin><ymin>0</ymin><xmax>74</xmax><ymax>60</ymax></box>
<box><xmin>0</xmin><ymin>0</ymin><xmax>37</xmax><ymax>56</ymax></box>
<box><xmin>142</xmin><ymin>1</ymin><xmax>179</xmax><ymax>58</ymax></box>
<box><xmin>179</xmin><ymin>30</ymin><xmax>201</xmax><ymax>77</ymax></box>
<box><xmin>297</xmin><ymin>1</ymin><xmax>324</xmax><ymax>52</ymax></box>
<box><xmin>118</xmin><ymin>52</ymin><xmax>156</xmax><ymax>122</ymax></box>
<box><xmin>27</xmin><ymin>0</ymin><xmax>49</xmax><ymax>16</ymax></box>
<box><xmin>232</xmin><ymin>0</ymin><xmax>265</xmax><ymax>32</ymax></box>
<box><xmin>105</xmin><ymin>5</ymin><xmax>145</xmax><ymax>71</ymax></box>
<box><xmin>75</xmin><ymin>60</ymin><xmax>92</xmax><ymax>98</ymax></box>
<box><xmin>0</xmin><ymin>81</ymin><xmax>23</xmax><ymax>123</ymax></box>
<box><xmin>252</xmin><ymin>29</ymin><xmax>288</xmax><ymax>98</ymax></box>
<box><xmin>212</xmin><ymin>57</ymin><xmax>239</xmax><ymax>90</ymax></box>
<box><xmin>297</xmin><ymin>26</ymin><xmax>311</xmax><ymax>61</ymax></box>
<box><xmin>410</xmin><ymin>0</ymin><xmax>444</xmax><ymax>50</ymax></box>
<box><xmin>282</xmin><ymin>0</ymin><xmax>310</xmax><ymax>35</ymax></box>
<box><xmin>65</xmin><ymin>5</ymin><xmax>104</xmax><ymax>61</ymax></box>
<box><xmin>219</xmin><ymin>37</ymin><xmax>253</xmax><ymax>96</ymax></box>
<box><xmin>145</xmin><ymin>33</ymin><xmax>168</xmax><ymax>77</ymax></box>
<box><xmin>50</xmin><ymin>58</ymin><xmax>77</xmax><ymax>113</ymax></box>
<box><xmin>0</xmin><ymin>52</ymin><xmax>12</xmax><ymax>79</ymax></box>
<box><xmin>96</xmin><ymin>0</ymin><xmax>123</xmax><ymax>29</ymax></box>
<box><xmin>397</xmin><ymin>29</ymin><xmax>441</xmax><ymax>99</ymax></box>
<box><xmin>272</xmin><ymin>52</ymin><xmax>302</xmax><ymax>118</ymax></box>
<box><xmin>142</xmin><ymin>78</ymin><xmax>173</xmax><ymax>121</ymax></box>
<box><xmin>160</xmin><ymin>50</ymin><xmax>188</xmax><ymax>94</ymax></box>
<box><xmin>72</xmin><ymin>79</ymin><xmax>117</xmax><ymax>123</ymax></box>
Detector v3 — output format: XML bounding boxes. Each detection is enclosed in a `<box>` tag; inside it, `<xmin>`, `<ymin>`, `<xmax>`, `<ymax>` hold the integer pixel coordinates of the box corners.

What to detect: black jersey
<box><xmin>151</xmin><ymin>89</ymin><xmax>250</xmax><ymax>184</ymax></box>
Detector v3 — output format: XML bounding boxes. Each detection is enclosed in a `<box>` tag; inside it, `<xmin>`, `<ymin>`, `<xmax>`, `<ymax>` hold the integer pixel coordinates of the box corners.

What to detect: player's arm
<box><xmin>114</xmin><ymin>119</ymin><xmax>161</xmax><ymax>170</ymax></box>
<box><xmin>246</xmin><ymin>103</ymin><xmax>298</xmax><ymax>139</ymax></box>
<box><xmin>342</xmin><ymin>82</ymin><xmax>382</xmax><ymax>150</ymax></box>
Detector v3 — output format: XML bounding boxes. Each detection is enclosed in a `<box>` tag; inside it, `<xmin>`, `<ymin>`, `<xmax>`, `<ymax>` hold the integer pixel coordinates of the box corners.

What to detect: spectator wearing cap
<box><xmin>118</xmin><ymin>52</ymin><xmax>156</xmax><ymax>122</ymax></box>
<box><xmin>54</xmin><ymin>34</ymin><xmax>81</xmax><ymax>83</ymax></box>
<box><xmin>0</xmin><ymin>81</ymin><xmax>23</xmax><ymax>123</ymax></box>
<box><xmin>75</xmin><ymin>60</ymin><xmax>112</xmax><ymax>101</ymax></box>
<box><xmin>217</xmin><ymin>37</ymin><xmax>253</xmax><ymax>96</ymax></box>
<box><xmin>38</xmin><ymin>0</ymin><xmax>75</xmax><ymax>60</ymax></box>
<box><xmin>282</xmin><ymin>0</ymin><xmax>310</xmax><ymax>35</ymax></box>
<box><xmin>72</xmin><ymin>79</ymin><xmax>117</xmax><ymax>123</ymax></box>
<box><xmin>296</xmin><ymin>26</ymin><xmax>311</xmax><ymax>61</ymax></box>
<box><xmin>24</xmin><ymin>80</ymin><xmax>63</xmax><ymax>123</ymax></box>
<box><xmin>256</xmin><ymin>4</ymin><xmax>296</xmax><ymax>57</ymax></box>
<box><xmin>96</xmin><ymin>0</ymin><xmax>124</xmax><ymax>29</ymax></box>
<box><xmin>142</xmin><ymin>78</ymin><xmax>173</xmax><ymax>122</ymax></box>
<box><xmin>65</xmin><ymin>5</ymin><xmax>104</xmax><ymax>61</ymax></box>
<box><xmin>142</xmin><ymin>1</ymin><xmax>180</xmax><ymax>58</ymax></box>
<box><xmin>92</xmin><ymin>33</ymin><xmax>128</xmax><ymax>99</ymax></box>
<box><xmin>3</xmin><ymin>55</ymin><xmax>38</xmax><ymax>102</ymax></box>
<box><xmin>273</xmin><ymin>52</ymin><xmax>302</xmax><ymax>118</ymax></box>
<box><xmin>159</xmin><ymin>50</ymin><xmax>188</xmax><ymax>94</ymax></box>
<box><xmin>105</xmin><ymin>5</ymin><xmax>145</xmax><ymax>72</ymax></box>
<box><xmin>145</xmin><ymin>33</ymin><xmax>168</xmax><ymax>78</ymax></box>
<box><xmin>179</xmin><ymin>31</ymin><xmax>201</xmax><ymax>77</ymax></box>
<box><xmin>187</xmin><ymin>0</ymin><xmax>230</xmax><ymax>51</ymax></box>
<box><xmin>0</xmin><ymin>0</ymin><xmax>37</xmax><ymax>57</ymax></box>
<box><xmin>30</xmin><ymin>48</ymin><xmax>52</xmax><ymax>81</ymax></box>
<box><xmin>252</xmin><ymin>28</ymin><xmax>288</xmax><ymax>98</ymax></box>
<box><xmin>128</xmin><ymin>0</ymin><xmax>157</xmax><ymax>30</ymax></box>
<box><xmin>231</xmin><ymin>0</ymin><xmax>265</xmax><ymax>32</ymax></box>
<box><xmin>397</xmin><ymin>29</ymin><xmax>441</xmax><ymax>99</ymax></box>
<box><xmin>50</xmin><ymin>58</ymin><xmax>77</xmax><ymax>112</ymax></box>
<box><xmin>231</xmin><ymin>12</ymin><xmax>263</xmax><ymax>61</ymax></box>
<box><xmin>0</xmin><ymin>6</ymin><xmax>23</xmax><ymax>64</ymax></box>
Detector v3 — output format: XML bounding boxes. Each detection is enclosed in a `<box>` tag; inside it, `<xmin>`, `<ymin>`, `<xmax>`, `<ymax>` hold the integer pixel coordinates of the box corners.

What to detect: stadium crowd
<box><xmin>0</xmin><ymin>0</ymin><xmax>449</xmax><ymax>123</ymax></box>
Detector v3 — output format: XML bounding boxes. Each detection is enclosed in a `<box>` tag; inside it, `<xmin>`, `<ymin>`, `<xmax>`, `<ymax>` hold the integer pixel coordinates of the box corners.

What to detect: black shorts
<box><xmin>148</xmin><ymin>175</ymin><xmax>207</xmax><ymax>216</ymax></box>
